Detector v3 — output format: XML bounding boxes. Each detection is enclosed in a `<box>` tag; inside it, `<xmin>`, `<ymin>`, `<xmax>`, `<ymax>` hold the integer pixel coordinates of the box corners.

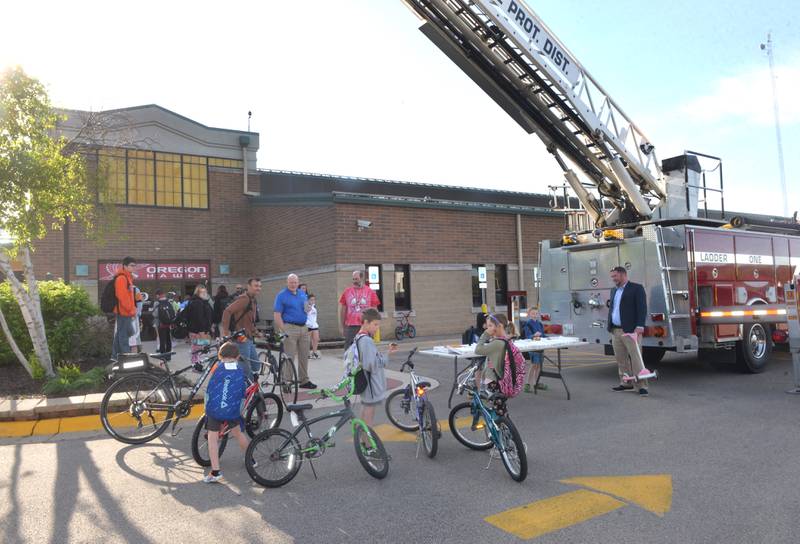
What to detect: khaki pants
<box><xmin>284</xmin><ymin>323</ymin><xmax>310</xmax><ymax>383</ymax></box>
<box><xmin>611</xmin><ymin>328</ymin><xmax>648</xmax><ymax>387</ymax></box>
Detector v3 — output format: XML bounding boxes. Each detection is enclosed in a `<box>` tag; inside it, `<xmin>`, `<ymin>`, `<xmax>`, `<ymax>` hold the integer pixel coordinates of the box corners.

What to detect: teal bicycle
<box><xmin>448</xmin><ymin>361</ymin><xmax>528</xmax><ymax>482</ymax></box>
<box><xmin>245</xmin><ymin>375</ymin><xmax>390</xmax><ymax>487</ymax></box>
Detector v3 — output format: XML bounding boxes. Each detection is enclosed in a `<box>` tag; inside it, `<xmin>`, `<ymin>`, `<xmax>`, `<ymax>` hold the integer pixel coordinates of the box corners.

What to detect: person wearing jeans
<box><xmin>220</xmin><ymin>278</ymin><xmax>262</xmax><ymax>374</ymax></box>
<box><xmin>274</xmin><ymin>274</ymin><xmax>315</xmax><ymax>389</ymax></box>
<box><xmin>111</xmin><ymin>257</ymin><xmax>137</xmax><ymax>359</ymax></box>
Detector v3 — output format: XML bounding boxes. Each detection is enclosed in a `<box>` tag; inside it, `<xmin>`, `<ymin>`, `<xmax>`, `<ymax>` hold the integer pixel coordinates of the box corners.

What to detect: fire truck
<box><xmin>402</xmin><ymin>0</ymin><xmax>800</xmax><ymax>371</ymax></box>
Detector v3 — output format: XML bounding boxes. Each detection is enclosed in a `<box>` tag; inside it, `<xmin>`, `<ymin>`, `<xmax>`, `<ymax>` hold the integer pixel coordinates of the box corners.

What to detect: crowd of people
<box><xmin>107</xmin><ymin>258</ymin><xmax>384</xmax><ymax>386</ymax></box>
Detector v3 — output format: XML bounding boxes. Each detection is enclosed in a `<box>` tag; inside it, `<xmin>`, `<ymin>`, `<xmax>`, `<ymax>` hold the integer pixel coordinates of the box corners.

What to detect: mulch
<box><xmin>0</xmin><ymin>358</ymin><xmax>110</xmax><ymax>399</ymax></box>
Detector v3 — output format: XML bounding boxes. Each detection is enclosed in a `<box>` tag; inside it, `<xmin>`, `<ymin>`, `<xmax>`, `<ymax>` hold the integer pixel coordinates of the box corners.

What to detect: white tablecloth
<box><xmin>421</xmin><ymin>336</ymin><xmax>586</xmax><ymax>359</ymax></box>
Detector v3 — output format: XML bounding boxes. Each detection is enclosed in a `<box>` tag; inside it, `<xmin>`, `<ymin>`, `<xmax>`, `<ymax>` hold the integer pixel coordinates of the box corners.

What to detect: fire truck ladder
<box><xmin>655</xmin><ymin>224</ymin><xmax>694</xmax><ymax>349</ymax></box>
<box><xmin>402</xmin><ymin>0</ymin><xmax>667</xmax><ymax>225</ymax></box>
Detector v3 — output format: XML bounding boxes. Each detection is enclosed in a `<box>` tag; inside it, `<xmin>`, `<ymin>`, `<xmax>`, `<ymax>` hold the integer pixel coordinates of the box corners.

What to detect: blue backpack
<box><xmin>205</xmin><ymin>361</ymin><xmax>246</xmax><ymax>421</ymax></box>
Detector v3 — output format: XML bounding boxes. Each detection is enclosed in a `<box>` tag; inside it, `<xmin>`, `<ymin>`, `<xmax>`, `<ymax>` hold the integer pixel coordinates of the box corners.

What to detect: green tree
<box><xmin>0</xmin><ymin>67</ymin><xmax>105</xmax><ymax>378</ymax></box>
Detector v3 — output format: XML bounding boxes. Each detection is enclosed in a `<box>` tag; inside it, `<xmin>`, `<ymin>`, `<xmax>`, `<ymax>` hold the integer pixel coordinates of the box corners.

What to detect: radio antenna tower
<box><xmin>760</xmin><ymin>33</ymin><xmax>789</xmax><ymax>217</ymax></box>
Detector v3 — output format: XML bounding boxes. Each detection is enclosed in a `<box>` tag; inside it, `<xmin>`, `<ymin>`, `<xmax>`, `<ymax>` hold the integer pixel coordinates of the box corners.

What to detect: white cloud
<box><xmin>681</xmin><ymin>59</ymin><xmax>800</xmax><ymax>126</ymax></box>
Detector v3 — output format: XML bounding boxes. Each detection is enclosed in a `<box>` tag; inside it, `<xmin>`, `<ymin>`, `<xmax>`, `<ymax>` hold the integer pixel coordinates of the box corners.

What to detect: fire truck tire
<box><xmin>735</xmin><ymin>323</ymin><xmax>772</xmax><ymax>373</ymax></box>
<box><xmin>641</xmin><ymin>347</ymin><xmax>666</xmax><ymax>365</ymax></box>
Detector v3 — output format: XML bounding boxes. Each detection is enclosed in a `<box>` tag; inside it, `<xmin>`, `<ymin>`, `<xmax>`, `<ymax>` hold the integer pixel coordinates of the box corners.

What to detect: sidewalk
<box><xmin>0</xmin><ymin>338</ymin><xmax>440</xmax><ymax>437</ymax></box>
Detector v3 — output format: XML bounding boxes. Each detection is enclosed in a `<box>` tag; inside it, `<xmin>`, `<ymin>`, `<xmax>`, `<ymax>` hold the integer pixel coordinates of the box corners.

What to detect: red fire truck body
<box><xmin>538</xmin><ymin>219</ymin><xmax>800</xmax><ymax>372</ymax></box>
<box><xmin>690</xmin><ymin>226</ymin><xmax>800</xmax><ymax>342</ymax></box>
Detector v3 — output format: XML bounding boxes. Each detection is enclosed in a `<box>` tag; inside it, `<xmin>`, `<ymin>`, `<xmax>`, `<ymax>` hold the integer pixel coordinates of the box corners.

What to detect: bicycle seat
<box><xmin>286</xmin><ymin>403</ymin><xmax>313</xmax><ymax>413</ymax></box>
<box><xmin>149</xmin><ymin>352</ymin><xmax>176</xmax><ymax>361</ymax></box>
<box><xmin>416</xmin><ymin>381</ymin><xmax>431</xmax><ymax>389</ymax></box>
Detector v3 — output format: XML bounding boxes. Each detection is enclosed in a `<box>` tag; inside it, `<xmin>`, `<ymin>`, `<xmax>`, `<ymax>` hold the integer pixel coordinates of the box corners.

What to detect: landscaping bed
<box><xmin>0</xmin><ymin>359</ymin><xmax>110</xmax><ymax>399</ymax></box>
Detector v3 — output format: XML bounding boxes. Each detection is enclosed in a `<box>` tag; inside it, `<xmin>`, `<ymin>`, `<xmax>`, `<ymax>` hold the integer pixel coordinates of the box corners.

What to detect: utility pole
<box><xmin>760</xmin><ymin>33</ymin><xmax>789</xmax><ymax>218</ymax></box>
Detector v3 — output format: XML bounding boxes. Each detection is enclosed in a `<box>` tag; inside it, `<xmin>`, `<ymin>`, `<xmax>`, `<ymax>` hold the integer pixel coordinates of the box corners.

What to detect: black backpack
<box><xmin>100</xmin><ymin>274</ymin><xmax>127</xmax><ymax>314</ymax></box>
<box><xmin>157</xmin><ymin>301</ymin><xmax>177</xmax><ymax>325</ymax></box>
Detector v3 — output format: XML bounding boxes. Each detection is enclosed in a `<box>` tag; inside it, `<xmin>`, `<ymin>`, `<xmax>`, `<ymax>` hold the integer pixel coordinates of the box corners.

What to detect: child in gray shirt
<box><xmin>352</xmin><ymin>308</ymin><xmax>397</xmax><ymax>425</ymax></box>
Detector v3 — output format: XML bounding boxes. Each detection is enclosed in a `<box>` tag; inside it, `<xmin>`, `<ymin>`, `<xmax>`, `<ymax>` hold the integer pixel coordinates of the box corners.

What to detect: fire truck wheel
<box><xmin>736</xmin><ymin>323</ymin><xmax>772</xmax><ymax>373</ymax></box>
<box><xmin>642</xmin><ymin>347</ymin><xmax>666</xmax><ymax>365</ymax></box>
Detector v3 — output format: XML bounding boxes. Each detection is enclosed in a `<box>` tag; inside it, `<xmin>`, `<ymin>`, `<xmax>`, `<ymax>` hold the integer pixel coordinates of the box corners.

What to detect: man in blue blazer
<box><xmin>607</xmin><ymin>266</ymin><xmax>650</xmax><ymax>395</ymax></box>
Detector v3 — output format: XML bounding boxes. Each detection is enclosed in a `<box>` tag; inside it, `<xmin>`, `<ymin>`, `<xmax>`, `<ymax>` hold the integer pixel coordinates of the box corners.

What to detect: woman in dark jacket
<box><xmin>182</xmin><ymin>285</ymin><xmax>214</xmax><ymax>365</ymax></box>
<box><xmin>212</xmin><ymin>285</ymin><xmax>230</xmax><ymax>338</ymax></box>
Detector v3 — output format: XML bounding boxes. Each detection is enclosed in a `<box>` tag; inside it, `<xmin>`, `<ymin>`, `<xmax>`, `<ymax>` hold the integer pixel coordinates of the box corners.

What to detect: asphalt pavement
<box><xmin>1</xmin><ymin>344</ymin><xmax>799</xmax><ymax>543</ymax></box>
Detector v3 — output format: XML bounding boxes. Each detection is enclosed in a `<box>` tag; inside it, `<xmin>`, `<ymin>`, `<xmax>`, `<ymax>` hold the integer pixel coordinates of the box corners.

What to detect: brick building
<box><xmin>33</xmin><ymin>105</ymin><xmax>566</xmax><ymax>339</ymax></box>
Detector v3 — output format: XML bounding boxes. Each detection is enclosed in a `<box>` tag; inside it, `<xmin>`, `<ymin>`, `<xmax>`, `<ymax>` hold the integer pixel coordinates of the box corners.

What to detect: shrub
<box><xmin>42</xmin><ymin>364</ymin><xmax>106</xmax><ymax>396</ymax></box>
<box><xmin>29</xmin><ymin>352</ymin><xmax>46</xmax><ymax>381</ymax></box>
<box><xmin>0</xmin><ymin>281</ymin><xmax>101</xmax><ymax>366</ymax></box>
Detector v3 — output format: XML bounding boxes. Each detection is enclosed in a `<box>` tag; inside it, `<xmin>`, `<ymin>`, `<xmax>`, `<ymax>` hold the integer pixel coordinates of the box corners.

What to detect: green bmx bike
<box><xmin>245</xmin><ymin>375</ymin><xmax>390</xmax><ymax>487</ymax></box>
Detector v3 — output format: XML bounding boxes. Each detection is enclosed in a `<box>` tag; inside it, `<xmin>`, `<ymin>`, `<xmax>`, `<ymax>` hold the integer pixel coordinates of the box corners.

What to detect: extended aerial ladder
<box><xmin>401</xmin><ymin>0</ymin><xmax>686</xmax><ymax>227</ymax></box>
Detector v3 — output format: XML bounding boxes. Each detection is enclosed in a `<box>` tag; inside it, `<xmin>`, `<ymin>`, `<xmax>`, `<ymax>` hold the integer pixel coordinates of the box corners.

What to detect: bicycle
<box><xmin>394</xmin><ymin>311</ymin><xmax>416</xmax><ymax>340</ymax></box>
<box><xmin>384</xmin><ymin>347</ymin><xmax>439</xmax><ymax>458</ymax></box>
<box><xmin>245</xmin><ymin>375</ymin><xmax>389</xmax><ymax>487</ymax></box>
<box><xmin>448</xmin><ymin>360</ymin><xmax>528</xmax><ymax>482</ymax></box>
<box><xmin>100</xmin><ymin>329</ymin><xmax>273</xmax><ymax>445</ymax></box>
<box><xmin>256</xmin><ymin>327</ymin><xmax>299</xmax><ymax>405</ymax></box>
<box><xmin>190</xmin><ymin>363</ymin><xmax>284</xmax><ymax>466</ymax></box>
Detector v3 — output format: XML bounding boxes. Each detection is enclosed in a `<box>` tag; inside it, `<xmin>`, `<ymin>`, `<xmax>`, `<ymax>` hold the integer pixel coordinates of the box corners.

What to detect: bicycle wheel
<box><xmin>244</xmin><ymin>392</ymin><xmax>283</xmax><ymax>438</ymax></box>
<box><xmin>246</xmin><ymin>428</ymin><xmax>303</xmax><ymax>488</ymax></box>
<box><xmin>100</xmin><ymin>372</ymin><xmax>175</xmax><ymax>444</ymax></box>
<box><xmin>407</xmin><ymin>324</ymin><xmax>417</xmax><ymax>339</ymax></box>
<box><xmin>384</xmin><ymin>388</ymin><xmax>418</xmax><ymax>431</ymax></box>
<box><xmin>496</xmin><ymin>417</ymin><xmax>528</xmax><ymax>482</ymax></box>
<box><xmin>448</xmin><ymin>401</ymin><xmax>493</xmax><ymax>451</ymax></box>
<box><xmin>395</xmin><ymin>326</ymin><xmax>404</xmax><ymax>340</ymax></box>
<box><xmin>273</xmin><ymin>354</ymin><xmax>298</xmax><ymax>405</ymax></box>
<box><xmin>191</xmin><ymin>415</ymin><xmax>230</xmax><ymax>467</ymax></box>
<box><xmin>354</xmin><ymin>424</ymin><xmax>389</xmax><ymax>479</ymax></box>
<box><xmin>420</xmin><ymin>400</ymin><xmax>438</xmax><ymax>459</ymax></box>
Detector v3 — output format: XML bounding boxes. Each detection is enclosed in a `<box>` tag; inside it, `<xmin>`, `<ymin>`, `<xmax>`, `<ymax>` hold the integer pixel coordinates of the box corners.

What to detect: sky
<box><xmin>1</xmin><ymin>0</ymin><xmax>798</xmax><ymax>217</ymax></box>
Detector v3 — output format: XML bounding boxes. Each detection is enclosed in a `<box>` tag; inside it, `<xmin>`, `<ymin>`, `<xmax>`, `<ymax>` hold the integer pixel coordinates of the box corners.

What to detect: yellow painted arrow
<box><xmin>485</xmin><ymin>474</ymin><xmax>672</xmax><ymax>540</ymax></box>
<box><xmin>561</xmin><ymin>474</ymin><xmax>672</xmax><ymax>516</ymax></box>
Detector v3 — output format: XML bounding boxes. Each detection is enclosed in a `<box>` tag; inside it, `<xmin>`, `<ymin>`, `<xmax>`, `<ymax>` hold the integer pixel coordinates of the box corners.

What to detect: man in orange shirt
<box><xmin>112</xmin><ymin>256</ymin><xmax>138</xmax><ymax>359</ymax></box>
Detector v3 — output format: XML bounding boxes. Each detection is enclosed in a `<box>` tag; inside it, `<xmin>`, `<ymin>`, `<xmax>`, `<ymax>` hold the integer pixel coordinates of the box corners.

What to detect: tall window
<box><xmin>156</xmin><ymin>153</ymin><xmax>182</xmax><ymax>207</ymax></box>
<box><xmin>471</xmin><ymin>265</ymin><xmax>484</xmax><ymax>308</ymax></box>
<box><xmin>495</xmin><ymin>264</ymin><xmax>508</xmax><ymax>306</ymax></box>
<box><xmin>93</xmin><ymin>147</ymin><xmax>210</xmax><ymax>209</ymax></box>
<box><xmin>127</xmin><ymin>149</ymin><xmax>155</xmax><ymax>205</ymax></box>
<box><xmin>366</xmin><ymin>264</ymin><xmax>384</xmax><ymax>312</ymax></box>
<box><xmin>394</xmin><ymin>265</ymin><xmax>411</xmax><ymax>311</ymax></box>
<box><xmin>97</xmin><ymin>148</ymin><xmax>126</xmax><ymax>204</ymax></box>
<box><xmin>182</xmin><ymin>155</ymin><xmax>208</xmax><ymax>209</ymax></box>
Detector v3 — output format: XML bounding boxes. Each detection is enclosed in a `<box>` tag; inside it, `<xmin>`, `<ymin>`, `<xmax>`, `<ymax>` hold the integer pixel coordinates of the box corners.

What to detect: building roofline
<box><xmin>58</xmin><ymin>104</ymin><xmax>258</xmax><ymax>136</ymax></box>
<box><xmin>258</xmin><ymin>168</ymin><xmax>548</xmax><ymax>200</ymax></box>
<box><xmin>249</xmin><ymin>190</ymin><xmax>560</xmax><ymax>216</ymax></box>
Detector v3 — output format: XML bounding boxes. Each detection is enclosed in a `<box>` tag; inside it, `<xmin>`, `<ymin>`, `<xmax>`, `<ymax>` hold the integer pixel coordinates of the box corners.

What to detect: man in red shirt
<box><xmin>338</xmin><ymin>270</ymin><xmax>381</xmax><ymax>349</ymax></box>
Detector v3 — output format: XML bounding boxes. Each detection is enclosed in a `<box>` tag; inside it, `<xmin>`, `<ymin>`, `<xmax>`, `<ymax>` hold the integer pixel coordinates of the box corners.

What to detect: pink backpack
<box><xmin>497</xmin><ymin>338</ymin><xmax>527</xmax><ymax>398</ymax></box>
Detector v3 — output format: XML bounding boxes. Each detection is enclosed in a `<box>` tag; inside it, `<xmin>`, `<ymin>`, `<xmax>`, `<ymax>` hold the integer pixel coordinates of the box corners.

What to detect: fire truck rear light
<box><xmin>544</xmin><ymin>324</ymin><xmax>563</xmax><ymax>335</ymax></box>
<box><xmin>650</xmin><ymin>313</ymin><xmax>665</xmax><ymax>322</ymax></box>
<box><xmin>772</xmin><ymin>330</ymin><xmax>789</xmax><ymax>343</ymax></box>
<box><xmin>644</xmin><ymin>326</ymin><xmax>666</xmax><ymax>338</ymax></box>
<box><xmin>540</xmin><ymin>313</ymin><xmax>551</xmax><ymax>321</ymax></box>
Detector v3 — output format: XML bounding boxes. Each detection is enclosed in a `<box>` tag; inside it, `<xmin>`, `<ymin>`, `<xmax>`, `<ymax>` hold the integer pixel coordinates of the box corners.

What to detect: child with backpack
<box><xmin>202</xmin><ymin>342</ymin><xmax>251</xmax><ymax>483</ymax></box>
<box><xmin>474</xmin><ymin>313</ymin><xmax>526</xmax><ymax>398</ymax></box>
<box><xmin>344</xmin><ymin>308</ymin><xmax>397</xmax><ymax>426</ymax></box>
<box><xmin>153</xmin><ymin>289</ymin><xmax>175</xmax><ymax>361</ymax></box>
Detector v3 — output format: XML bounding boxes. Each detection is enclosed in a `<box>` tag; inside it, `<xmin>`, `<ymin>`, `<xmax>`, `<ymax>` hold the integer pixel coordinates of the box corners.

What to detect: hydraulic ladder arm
<box><xmin>402</xmin><ymin>0</ymin><xmax>667</xmax><ymax>226</ymax></box>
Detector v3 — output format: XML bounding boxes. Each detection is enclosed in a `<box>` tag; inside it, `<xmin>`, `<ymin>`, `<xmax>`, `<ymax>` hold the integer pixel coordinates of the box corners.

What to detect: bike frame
<box><xmin>274</xmin><ymin>380</ymin><xmax>375</xmax><ymax>458</ymax></box>
<box><xmin>457</xmin><ymin>363</ymin><xmax>502</xmax><ymax>446</ymax></box>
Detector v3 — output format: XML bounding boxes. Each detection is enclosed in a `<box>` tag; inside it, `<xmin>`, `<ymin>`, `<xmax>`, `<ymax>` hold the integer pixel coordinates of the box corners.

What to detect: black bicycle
<box><xmin>257</xmin><ymin>327</ymin><xmax>299</xmax><ymax>405</ymax></box>
<box><xmin>100</xmin><ymin>329</ymin><xmax>282</xmax><ymax>445</ymax></box>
